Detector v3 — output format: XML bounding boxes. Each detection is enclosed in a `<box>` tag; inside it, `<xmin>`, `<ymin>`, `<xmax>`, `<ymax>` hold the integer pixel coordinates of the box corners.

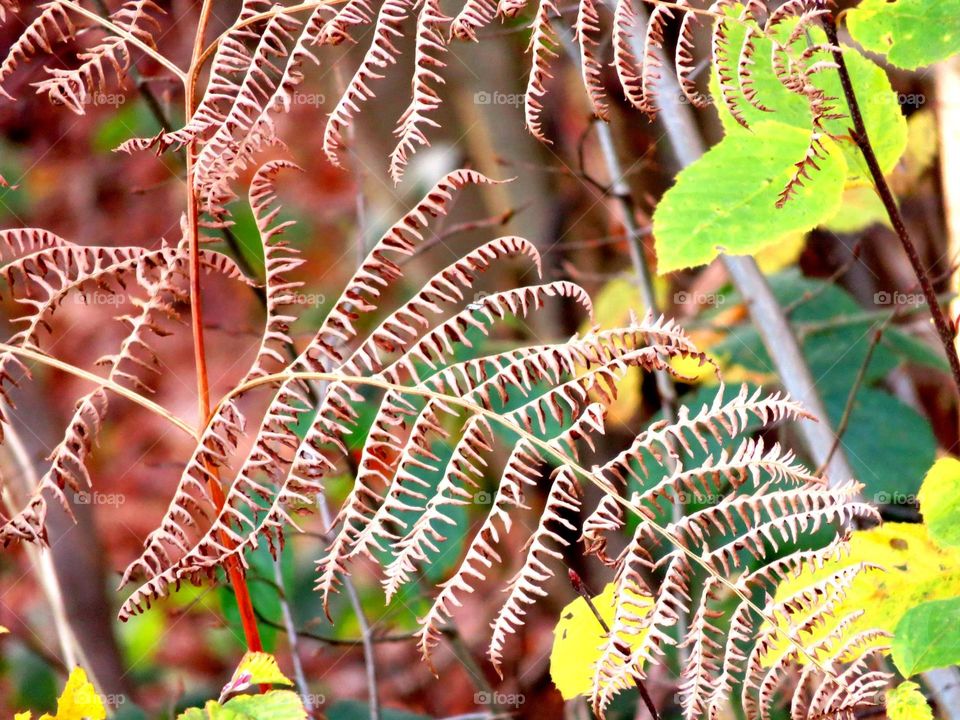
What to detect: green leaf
<box><xmin>653</xmin><ymin>122</ymin><xmax>846</xmax><ymax>273</ymax></box>
<box><xmin>918</xmin><ymin>457</ymin><xmax>960</xmax><ymax>549</ymax></box>
<box><xmin>712</xmin><ymin>12</ymin><xmax>907</xmax><ymax>183</ymax></box>
<box><xmin>824</xmin><ymin>387</ymin><xmax>936</xmax><ymax>503</ymax></box>
<box><xmin>893</xmin><ymin>597</ymin><xmax>960</xmax><ymax>676</ymax></box>
<box><xmin>886</xmin><ymin>681</ymin><xmax>934</xmax><ymax>720</ymax></box>
<box><xmin>848</xmin><ymin>0</ymin><xmax>960</xmax><ymax>70</ymax></box>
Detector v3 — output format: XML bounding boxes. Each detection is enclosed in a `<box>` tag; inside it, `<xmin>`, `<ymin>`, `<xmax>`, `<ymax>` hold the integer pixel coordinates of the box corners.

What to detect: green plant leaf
<box><xmin>892</xmin><ymin>597</ymin><xmax>960</xmax><ymax>677</ymax></box>
<box><xmin>847</xmin><ymin>0</ymin><xmax>960</xmax><ymax>70</ymax></box>
<box><xmin>767</xmin><ymin>522</ymin><xmax>960</xmax><ymax>663</ymax></box>
<box><xmin>712</xmin><ymin>11</ymin><xmax>907</xmax><ymax>183</ymax></box>
<box><xmin>653</xmin><ymin>122</ymin><xmax>846</xmax><ymax>273</ymax></box>
<box><xmin>824</xmin><ymin>387</ymin><xmax>936</xmax><ymax>503</ymax></box>
<box><xmin>885</xmin><ymin>681</ymin><xmax>934</xmax><ymax>720</ymax></box>
<box><xmin>918</xmin><ymin>457</ymin><xmax>960</xmax><ymax>549</ymax></box>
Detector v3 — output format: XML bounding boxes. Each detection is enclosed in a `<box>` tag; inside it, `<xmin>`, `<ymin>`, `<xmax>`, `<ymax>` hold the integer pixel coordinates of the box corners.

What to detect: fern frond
<box><xmin>0</xmin><ymin>1</ymin><xmax>75</xmax><ymax>98</ymax></box>
<box><xmin>450</xmin><ymin>0</ymin><xmax>498</xmax><ymax>41</ymax></box>
<box><xmin>32</xmin><ymin>0</ymin><xmax>162</xmax><ymax>114</ymax></box>
<box><xmin>389</xmin><ymin>0</ymin><xmax>449</xmax><ymax>183</ymax></box>
<box><xmin>323</xmin><ymin>0</ymin><xmax>416</xmax><ymax>166</ymax></box>
<box><xmin>574</xmin><ymin>0</ymin><xmax>609</xmax><ymax>120</ymax></box>
<box><xmin>524</xmin><ymin>0</ymin><xmax>561</xmax><ymax>141</ymax></box>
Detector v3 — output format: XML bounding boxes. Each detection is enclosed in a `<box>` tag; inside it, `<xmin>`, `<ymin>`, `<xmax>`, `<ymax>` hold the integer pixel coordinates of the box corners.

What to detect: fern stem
<box><xmin>824</xmin><ymin>15</ymin><xmax>960</xmax><ymax>404</ymax></box>
<box><xmin>0</xmin><ymin>343</ymin><xmax>194</xmax><ymax>435</ymax></box>
<box><xmin>184</xmin><ymin>0</ymin><xmax>264</xmax><ymax>656</ymax></box>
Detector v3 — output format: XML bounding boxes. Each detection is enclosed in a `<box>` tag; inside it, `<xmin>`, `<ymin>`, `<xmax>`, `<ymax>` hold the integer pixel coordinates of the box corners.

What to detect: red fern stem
<box><xmin>185</xmin><ymin>0</ymin><xmax>263</xmax><ymax>655</ymax></box>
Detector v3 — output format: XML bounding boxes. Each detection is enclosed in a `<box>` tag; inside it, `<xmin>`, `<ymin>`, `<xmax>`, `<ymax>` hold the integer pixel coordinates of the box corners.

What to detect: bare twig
<box><xmin>825</xmin><ymin>15</ymin><xmax>960</xmax><ymax>405</ymax></box>
<box><xmin>272</xmin><ymin>556</ymin><xmax>314</xmax><ymax>712</ymax></box>
<box><xmin>316</xmin><ymin>495</ymin><xmax>381</xmax><ymax>720</ymax></box>
<box><xmin>569</xmin><ymin>570</ymin><xmax>660</xmax><ymax>720</ymax></box>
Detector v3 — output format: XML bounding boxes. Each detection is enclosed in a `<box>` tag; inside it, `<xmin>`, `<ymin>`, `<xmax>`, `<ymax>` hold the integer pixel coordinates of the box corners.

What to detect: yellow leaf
<box><xmin>765</xmin><ymin>523</ymin><xmax>960</xmax><ymax>666</ymax></box>
<box><xmin>221</xmin><ymin>651</ymin><xmax>293</xmax><ymax>699</ymax></box>
<box><xmin>755</xmin><ymin>232</ymin><xmax>806</xmax><ymax>274</ymax></box>
<box><xmin>886</xmin><ymin>681</ymin><xmax>934</xmax><ymax>720</ymax></box>
<box><xmin>588</xmin><ymin>279</ymin><xmax>642</xmax><ymax>331</ymax></box>
<box><xmin>580</xmin><ymin>279</ymin><xmax>645</xmax><ymax>422</ymax></box>
<box><xmin>38</xmin><ymin>667</ymin><xmax>105</xmax><ymax>720</ymax></box>
<box><xmin>823</xmin><ymin>185</ymin><xmax>889</xmax><ymax>233</ymax></box>
<box><xmin>549</xmin><ymin>581</ymin><xmax>653</xmax><ymax>699</ymax></box>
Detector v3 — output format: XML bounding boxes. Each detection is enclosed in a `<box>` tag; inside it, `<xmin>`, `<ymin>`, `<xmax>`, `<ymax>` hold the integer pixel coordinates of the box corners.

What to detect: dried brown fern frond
<box><xmin>0</xmin><ymin>0</ymin><xmax>166</xmax><ymax>112</ymax></box>
<box><xmin>77</xmin><ymin>0</ymin><xmax>844</xmax><ymax>195</ymax></box>
<box><xmin>0</xmin><ymin>227</ymin><xmax>248</xmax><ymax>546</ymax></box>
<box><xmin>73</xmin><ymin>166</ymin><xmax>887</xmax><ymax>719</ymax></box>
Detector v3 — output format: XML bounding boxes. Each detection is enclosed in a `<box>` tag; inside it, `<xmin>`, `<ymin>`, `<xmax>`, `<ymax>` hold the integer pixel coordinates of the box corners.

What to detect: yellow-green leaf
<box><xmin>766</xmin><ymin>523</ymin><xmax>960</xmax><ymax>665</ymax></box>
<box><xmin>178</xmin><ymin>691</ymin><xmax>307</xmax><ymax>720</ymax></box>
<box><xmin>886</xmin><ymin>681</ymin><xmax>934</xmax><ymax>720</ymax></box>
<box><xmin>712</xmin><ymin>9</ymin><xmax>907</xmax><ymax>184</ymax></box>
<box><xmin>848</xmin><ymin>0</ymin><xmax>960</xmax><ymax>71</ymax></box>
<box><xmin>222</xmin><ymin>652</ymin><xmax>293</xmax><ymax>698</ymax></box>
<box><xmin>653</xmin><ymin>122</ymin><xmax>846</xmax><ymax>273</ymax></box>
<box><xmin>918</xmin><ymin>457</ymin><xmax>960</xmax><ymax>549</ymax></box>
<box><xmin>549</xmin><ymin>581</ymin><xmax>653</xmax><ymax>699</ymax></box>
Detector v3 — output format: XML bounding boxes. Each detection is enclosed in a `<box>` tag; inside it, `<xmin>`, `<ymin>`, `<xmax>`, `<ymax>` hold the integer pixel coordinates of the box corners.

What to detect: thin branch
<box><xmin>825</xmin><ymin>15</ymin><xmax>960</xmax><ymax>404</ymax></box>
<box><xmin>816</xmin><ymin>319</ymin><xmax>890</xmax><ymax>476</ymax></box>
<box><xmin>569</xmin><ymin>570</ymin><xmax>659</xmax><ymax>720</ymax></box>
<box><xmin>272</xmin><ymin>555</ymin><xmax>313</xmax><ymax>712</ymax></box>
<box><xmin>316</xmin><ymin>494</ymin><xmax>382</xmax><ymax>720</ymax></box>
